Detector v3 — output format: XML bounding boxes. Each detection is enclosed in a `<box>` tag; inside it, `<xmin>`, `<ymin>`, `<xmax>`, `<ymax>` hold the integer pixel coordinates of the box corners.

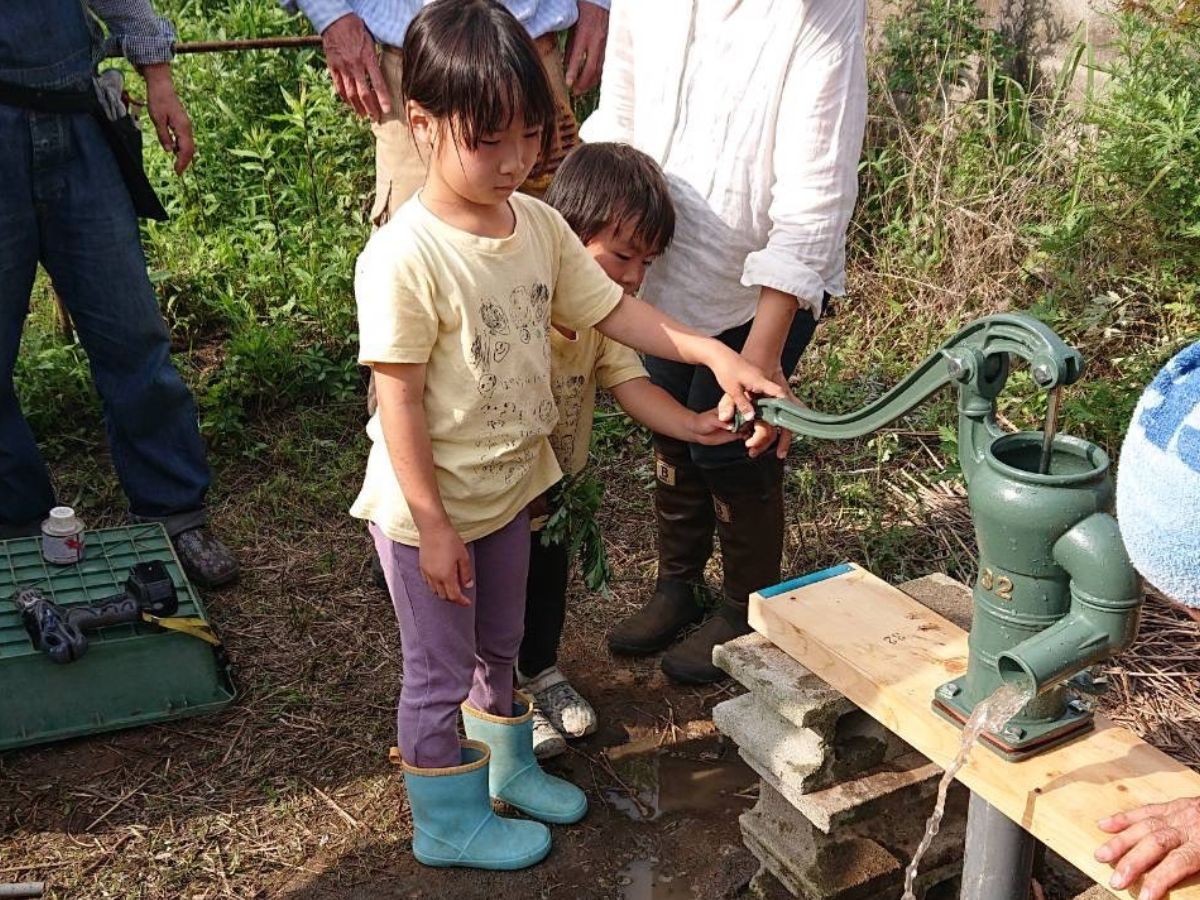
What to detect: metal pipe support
<box><xmin>961</xmin><ymin>793</ymin><xmax>1036</xmax><ymax>900</ymax></box>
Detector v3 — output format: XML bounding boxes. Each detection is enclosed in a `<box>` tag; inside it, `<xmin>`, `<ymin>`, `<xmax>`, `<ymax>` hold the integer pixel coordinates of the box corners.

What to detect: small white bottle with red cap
<box><xmin>41</xmin><ymin>506</ymin><xmax>86</xmax><ymax>565</ymax></box>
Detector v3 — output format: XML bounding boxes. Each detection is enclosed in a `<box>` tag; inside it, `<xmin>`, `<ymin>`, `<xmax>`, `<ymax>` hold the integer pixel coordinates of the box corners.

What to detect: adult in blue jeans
<box><xmin>0</xmin><ymin>0</ymin><xmax>237</xmax><ymax>587</ymax></box>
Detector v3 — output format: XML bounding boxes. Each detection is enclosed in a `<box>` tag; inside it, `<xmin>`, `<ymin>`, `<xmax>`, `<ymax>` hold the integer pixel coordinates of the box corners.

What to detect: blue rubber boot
<box><xmin>401</xmin><ymin>740</ymin><xmax>552</xmax><ymax>869</ymax></box>
<box><xmin>462</xmin><ymin>691</ymin><xmax>588</xmax><ymax>825</ymax></box>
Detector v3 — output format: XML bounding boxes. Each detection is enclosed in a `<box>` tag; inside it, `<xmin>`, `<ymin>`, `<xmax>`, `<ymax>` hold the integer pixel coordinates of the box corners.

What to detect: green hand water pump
<box><xmin>756</xmin><ymin>313</ymin><xmax>1143</xmax><ymax>760</ymax></box>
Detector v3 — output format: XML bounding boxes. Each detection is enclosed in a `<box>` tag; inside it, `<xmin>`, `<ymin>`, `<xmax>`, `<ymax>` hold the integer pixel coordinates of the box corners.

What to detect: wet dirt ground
<box><xmin>275</xmin><ymin>646</ymin><xmax>762</xmax><ymax>900</ymax></box>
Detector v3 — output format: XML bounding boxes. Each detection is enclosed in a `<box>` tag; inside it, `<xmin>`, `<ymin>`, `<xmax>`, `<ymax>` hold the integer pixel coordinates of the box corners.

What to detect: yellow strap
<box><xmin>142</xmin><ymin>613</ymin><xmax>222</xmax><ymax>646</ymax></box>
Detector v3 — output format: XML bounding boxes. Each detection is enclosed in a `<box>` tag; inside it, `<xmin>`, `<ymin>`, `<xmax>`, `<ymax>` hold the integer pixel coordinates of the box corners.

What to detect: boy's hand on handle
<box><xmin>1095</xmin><ymin>797</ymin><xmax>1200</xmax><ymax>900</ymax></box>
<box><xmin>740</xmin><ymin>352</ymin><xmax>804</xmax><ymax>460</ymax></box>
<box><xmin>744</xmin><ymin>419</ymin><xmax>782</xmax><ymax>458</ymax></box>
<box><xmin>321</xmin><ymin>13</ymin><xmax>391</xmax><ymax>122</ymax></box>
<box><xmin>418</xmin><ymin>522</ymin><xmax>474</xmax><ymax>607</ymax></box>
<box><xmin>715</xmin><ymin>395</ymin><xmax>783</xmax><ymax>457</ymax></box>
<box><xmin>689</xmin><ymin>408</ymin><xmax>743</xmax><ymax>446</ymax></box>
<box><xmin>716</xmin><ymin>384</ymin><xmax>807</xmax><ymax>457</ymax></box>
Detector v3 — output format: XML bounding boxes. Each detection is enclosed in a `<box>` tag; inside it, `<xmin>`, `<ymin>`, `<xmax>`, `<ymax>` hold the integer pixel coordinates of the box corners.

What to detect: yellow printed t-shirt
<box><xmin>351</xmin><ymin>193</ymin><xmax>625</xmax><ymax>545</ymax></box>
<box><xmin>548</xmin><ymin>327</ymin><xmax>646</xmax><ymax>477</ymax></box>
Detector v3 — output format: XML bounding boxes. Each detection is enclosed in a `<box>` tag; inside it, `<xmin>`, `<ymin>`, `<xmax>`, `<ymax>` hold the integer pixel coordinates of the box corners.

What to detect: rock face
<box><xmin>717</xmin><ymin>574</ymin><xmax>1116</xmax><ymax>900</ymax></box>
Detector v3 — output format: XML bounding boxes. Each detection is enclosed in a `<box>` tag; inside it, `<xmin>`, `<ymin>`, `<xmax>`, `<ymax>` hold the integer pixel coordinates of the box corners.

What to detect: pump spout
<box><xmin>996</xmin><ymin>513</ymin><xmax>1143</xmax><ymax>696</ymax></box>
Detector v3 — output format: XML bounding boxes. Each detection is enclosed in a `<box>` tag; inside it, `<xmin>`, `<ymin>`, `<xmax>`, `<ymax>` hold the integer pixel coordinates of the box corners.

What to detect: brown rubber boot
<box><xmin>662</xmin><ymin>457</ymin><xmax>785</xmax><ymax>684</ymax></box>
<box><xmin>607</xmin><ymin>436</ymin><xmax>714</xmax><ymax>656</ymax></box>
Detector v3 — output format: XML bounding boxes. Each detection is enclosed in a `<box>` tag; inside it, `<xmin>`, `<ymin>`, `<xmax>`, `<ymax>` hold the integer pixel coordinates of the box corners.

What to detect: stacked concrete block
<box><xmin>712</xmin><ymin>575</ymin><xmax>974</xmax><ymax>900</ymax></box>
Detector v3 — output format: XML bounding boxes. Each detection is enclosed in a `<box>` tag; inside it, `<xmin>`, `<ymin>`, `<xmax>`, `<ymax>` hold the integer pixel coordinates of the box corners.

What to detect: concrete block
<box><xmin>898</xmin><ymin>573</ymin><xmax>973</xmax><ymax>631</ymax></box>
<box><xmin>741</xmin><ymin>802</ymin><xmax>901</xmax><ymax>900</ymax></box>
<box><xmin>740</xmin><ymin>779</ymin><xmax>968</xmax><ymax>899</ymax></box>
<box><xmin>714</xmin><ymin>638</ymin><xmax>910</xmax><ymax>778</ymax></box>
<box><xmin>714</xmin><ymin>633</ymin><xmax>856</xmax><ymax>729</ymax></box>
<box><xmin>790</xmin><ymin>751</ymin><xmax>943</xmax><ymax>833</ymax></box>
<box><xmin>713</xmin><ymin>694</ymin><xmax>827</xmax><ymax>793</ymax></box>
<box><xmin>756</xmin><ymin>769</ymin><xmax>966</xmax><ymax>882</ymax></box>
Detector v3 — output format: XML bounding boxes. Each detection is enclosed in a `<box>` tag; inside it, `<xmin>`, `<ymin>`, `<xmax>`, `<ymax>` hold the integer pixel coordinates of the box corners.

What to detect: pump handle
<box><xmin>749</xmin><ymin>313</ymin><xmax>1083</xmax><ymax>441</ymax></box>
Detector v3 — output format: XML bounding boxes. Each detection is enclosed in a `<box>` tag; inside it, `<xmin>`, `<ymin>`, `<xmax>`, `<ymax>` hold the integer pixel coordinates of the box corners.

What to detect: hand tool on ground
<box><xmin>13</xmin><ymin>560</ymin><xmax>180</xmax><ymax>663</ymax></box>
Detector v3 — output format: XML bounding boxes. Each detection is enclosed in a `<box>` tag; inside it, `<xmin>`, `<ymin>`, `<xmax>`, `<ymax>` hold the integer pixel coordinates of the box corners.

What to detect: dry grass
<box><xmin>1102</xmin><ymin>596</ymin><xmax>1200</xmax><ymax>770</ymax></box>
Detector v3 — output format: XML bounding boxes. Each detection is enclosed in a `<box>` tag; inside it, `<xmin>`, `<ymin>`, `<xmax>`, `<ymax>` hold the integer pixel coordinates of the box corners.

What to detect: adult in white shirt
<box><xmin>586</xmin><ymin>0</ymin><xmax>868</xmax><ymax>683</ymax></box>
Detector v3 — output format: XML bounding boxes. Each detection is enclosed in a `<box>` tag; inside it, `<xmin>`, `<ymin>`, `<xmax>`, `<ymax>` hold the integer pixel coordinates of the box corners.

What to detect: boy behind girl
<box><xmin>521</xmin><ymin>143</ymin><xmax>738</xmax><ymax>756</ymax></box>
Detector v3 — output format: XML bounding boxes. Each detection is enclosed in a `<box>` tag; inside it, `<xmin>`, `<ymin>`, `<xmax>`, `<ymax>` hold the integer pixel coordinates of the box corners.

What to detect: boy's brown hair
<box><xmin>544</xmin><ymin>142</ymin><xmax>676</xmax><ymax>253</ymax></box>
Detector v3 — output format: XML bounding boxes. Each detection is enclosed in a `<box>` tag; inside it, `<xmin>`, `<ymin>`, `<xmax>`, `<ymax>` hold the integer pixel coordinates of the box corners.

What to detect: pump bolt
<box><xmin>1002</xmin><ymin>725</ymin><xmax>1026</xmax><ymax>741</ymax></box>
<box><xmin>945</xmin><ymin>356</ymin><xmax>968</xmax><ymax>380</ymax></box>
<box><xmin>1032</xmin><ymin>362</ymin><xmax>1056</xmax><ymax>387</ymax></box>
<box><xmin>937</xmin><ymin>683</ymin><xmax>961</xmax><ymax>699</ymax></box>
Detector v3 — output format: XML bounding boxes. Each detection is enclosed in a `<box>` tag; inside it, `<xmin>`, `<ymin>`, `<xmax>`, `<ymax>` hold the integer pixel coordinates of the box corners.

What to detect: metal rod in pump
<box><xmin>1039</xmin><ymin>386</ymin><xmax>1061</xmax><ymax>475</ymax></box>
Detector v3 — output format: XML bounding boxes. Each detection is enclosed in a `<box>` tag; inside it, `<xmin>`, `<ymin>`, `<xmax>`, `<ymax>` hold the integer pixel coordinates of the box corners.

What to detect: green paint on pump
<box><xmin>756</xmin><ymin>314</ymin><xmax>1143</xmax><ymax>760</ymax></box>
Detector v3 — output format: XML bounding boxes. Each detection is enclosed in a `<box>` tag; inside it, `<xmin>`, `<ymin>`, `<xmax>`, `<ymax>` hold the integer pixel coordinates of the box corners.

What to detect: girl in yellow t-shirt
<box><xmin>352</xmin><ymin>0</ymin><xmax>781</xmax><ymax>871</ymax></box>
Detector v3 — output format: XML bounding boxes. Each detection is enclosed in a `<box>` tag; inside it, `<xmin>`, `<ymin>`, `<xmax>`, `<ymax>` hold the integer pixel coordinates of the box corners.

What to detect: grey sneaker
<box><xmin>531</xmin><ymin>708</ymin><xmax>568</xmax><ymax>759</ymax></box>
<box><xmin>522</xmin><ymin>667</ymin><xmax>598</xmax><ymax>739</ymax></box>
<box><xmin>173</xmin><ymin>526</ymin><xmax>239</xmax><ymax>589</ymax></box>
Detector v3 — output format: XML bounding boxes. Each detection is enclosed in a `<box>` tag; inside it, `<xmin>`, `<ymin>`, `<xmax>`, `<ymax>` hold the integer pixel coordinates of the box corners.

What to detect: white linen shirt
<box><xmin>580</xmin><ymin>0</ymin><xmax>867</xmax><ymax>335</ymax></box>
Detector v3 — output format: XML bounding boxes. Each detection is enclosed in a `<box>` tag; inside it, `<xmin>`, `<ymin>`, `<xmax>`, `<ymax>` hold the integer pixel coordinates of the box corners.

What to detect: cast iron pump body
<box><xmin>754</xmin><ymin>313</ymin><xmax>1143</xmax><ymax>759</ymax></box>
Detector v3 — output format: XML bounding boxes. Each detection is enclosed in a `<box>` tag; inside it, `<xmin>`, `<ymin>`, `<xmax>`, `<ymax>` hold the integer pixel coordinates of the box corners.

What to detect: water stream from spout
<box><xmin>900</xmin><ymin>682</ymin><xmax>1034</xmax><ymax>899</ymax></box>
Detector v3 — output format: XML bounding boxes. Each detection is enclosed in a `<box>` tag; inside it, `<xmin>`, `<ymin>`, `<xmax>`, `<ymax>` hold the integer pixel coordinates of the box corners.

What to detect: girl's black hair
<box><xmin>402</xmin><ymin>0</ymin><xmax>558</xmax><ymax>162</ymax></box>
<box><xmin>544</xmin><ymin>142</ymin><xmax>676</xmax><ymax>253</ymax></box>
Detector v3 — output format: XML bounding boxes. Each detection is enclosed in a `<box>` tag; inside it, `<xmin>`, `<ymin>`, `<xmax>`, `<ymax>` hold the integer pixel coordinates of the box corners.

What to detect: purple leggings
<box><xmin>370</xmin><ymin>512</ymin><xmax>530</xmax><ymax>768</ymax></box>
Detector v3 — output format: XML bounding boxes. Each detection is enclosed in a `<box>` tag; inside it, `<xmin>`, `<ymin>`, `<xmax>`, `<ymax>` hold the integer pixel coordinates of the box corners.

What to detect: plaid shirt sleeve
<box><xmin>87</xmin><ymin>0</ymin><xmax>177</xmax><ymax>66</ymax></box>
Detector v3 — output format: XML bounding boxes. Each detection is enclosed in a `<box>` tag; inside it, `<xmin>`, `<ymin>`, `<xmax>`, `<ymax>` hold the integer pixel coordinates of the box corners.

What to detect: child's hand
<box><xmin>717</xmin><ymin>393</ymin><xmax>806</xmax><ymax>458</ymax></box>
<box><xmin>690</xmin><ymin>408</ymin><xmax>742</xmax><ymax>446</ymax></box>
<box><xmin>708</xmin><ymin>349</ymin><xmax>785</xmax><ymax>419</ymax></box>
<box><xmin>418</xmin><ymin>522</ymin><xmax>474</xmax><ymax>606</ymax></box>
<box><xmin>744</xmin><ymin>419</ymin><xmax>782</xmax><ymax>457</ymax></box>
<box><xmin>716</xmin><ymin>400</ymin><xmax>781</xmax><ymax>458</ymax></box>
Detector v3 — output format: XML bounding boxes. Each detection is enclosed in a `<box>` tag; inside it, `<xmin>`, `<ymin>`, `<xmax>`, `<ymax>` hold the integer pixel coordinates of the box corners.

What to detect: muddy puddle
<box><xmin>591</xmin><ymin>732</ymin><xmax>758</xmax><ymax>898</ymax></box>
<box><xmin>616</xmin><ymin>857</ymin><xmax>697</xmax><ymax>899</ymax></box>
<box><xmin>601</xmin><ymin>733</ymin><xmax>756</xmax><ymax>823</ymax></box>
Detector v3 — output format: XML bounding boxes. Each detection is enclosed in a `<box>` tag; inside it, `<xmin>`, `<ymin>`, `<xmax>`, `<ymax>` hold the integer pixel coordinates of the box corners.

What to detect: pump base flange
<box><xmin>932</xmin><ymin>679</ymin><xmax>1093</xmax><ymax>761</ymax></box>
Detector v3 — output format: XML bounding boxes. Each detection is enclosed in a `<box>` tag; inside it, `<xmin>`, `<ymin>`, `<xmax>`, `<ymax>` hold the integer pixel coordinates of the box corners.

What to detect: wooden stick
<box><xmin>51</xmin><ymin>287</ymin><xmax>73</xmax><ymax>342</ymax></box>
<box><xmin>173</xmin><ymin>36</ymin><xmax>322</xmax><ymax>55</ymax></box>
<box><xmin>305</xmin><ymin>781</ymin><xmax>362</xmax><ymax>830</ymax></box>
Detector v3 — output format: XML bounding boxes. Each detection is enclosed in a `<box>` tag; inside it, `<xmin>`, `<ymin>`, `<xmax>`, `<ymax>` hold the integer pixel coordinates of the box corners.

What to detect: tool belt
<box><xmin>0</xmin><ymin>77</ymin><xmax>167</xmax><ymax>220</ymax></box>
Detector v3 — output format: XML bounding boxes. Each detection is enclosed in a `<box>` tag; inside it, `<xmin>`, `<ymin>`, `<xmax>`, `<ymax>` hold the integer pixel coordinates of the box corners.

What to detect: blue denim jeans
<box><xmin>0</xmin><ymin>103</ymin><xmax>210</xmax><ymax>532</ymax></box>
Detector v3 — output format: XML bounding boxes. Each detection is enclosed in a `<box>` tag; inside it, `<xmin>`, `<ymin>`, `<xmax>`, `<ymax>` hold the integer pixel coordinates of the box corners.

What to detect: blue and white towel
<box><xmin>1116</xmin><ymin>342</ymin><xmax>1200</xmax><ymax>608</ymax></box>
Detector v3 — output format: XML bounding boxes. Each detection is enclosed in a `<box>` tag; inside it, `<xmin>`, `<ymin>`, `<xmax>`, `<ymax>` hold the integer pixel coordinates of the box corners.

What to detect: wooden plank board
<box><xmin>749</xmin><ymin>563</ymin><xmax>1200</xmax><ymax>899</ymax></box>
